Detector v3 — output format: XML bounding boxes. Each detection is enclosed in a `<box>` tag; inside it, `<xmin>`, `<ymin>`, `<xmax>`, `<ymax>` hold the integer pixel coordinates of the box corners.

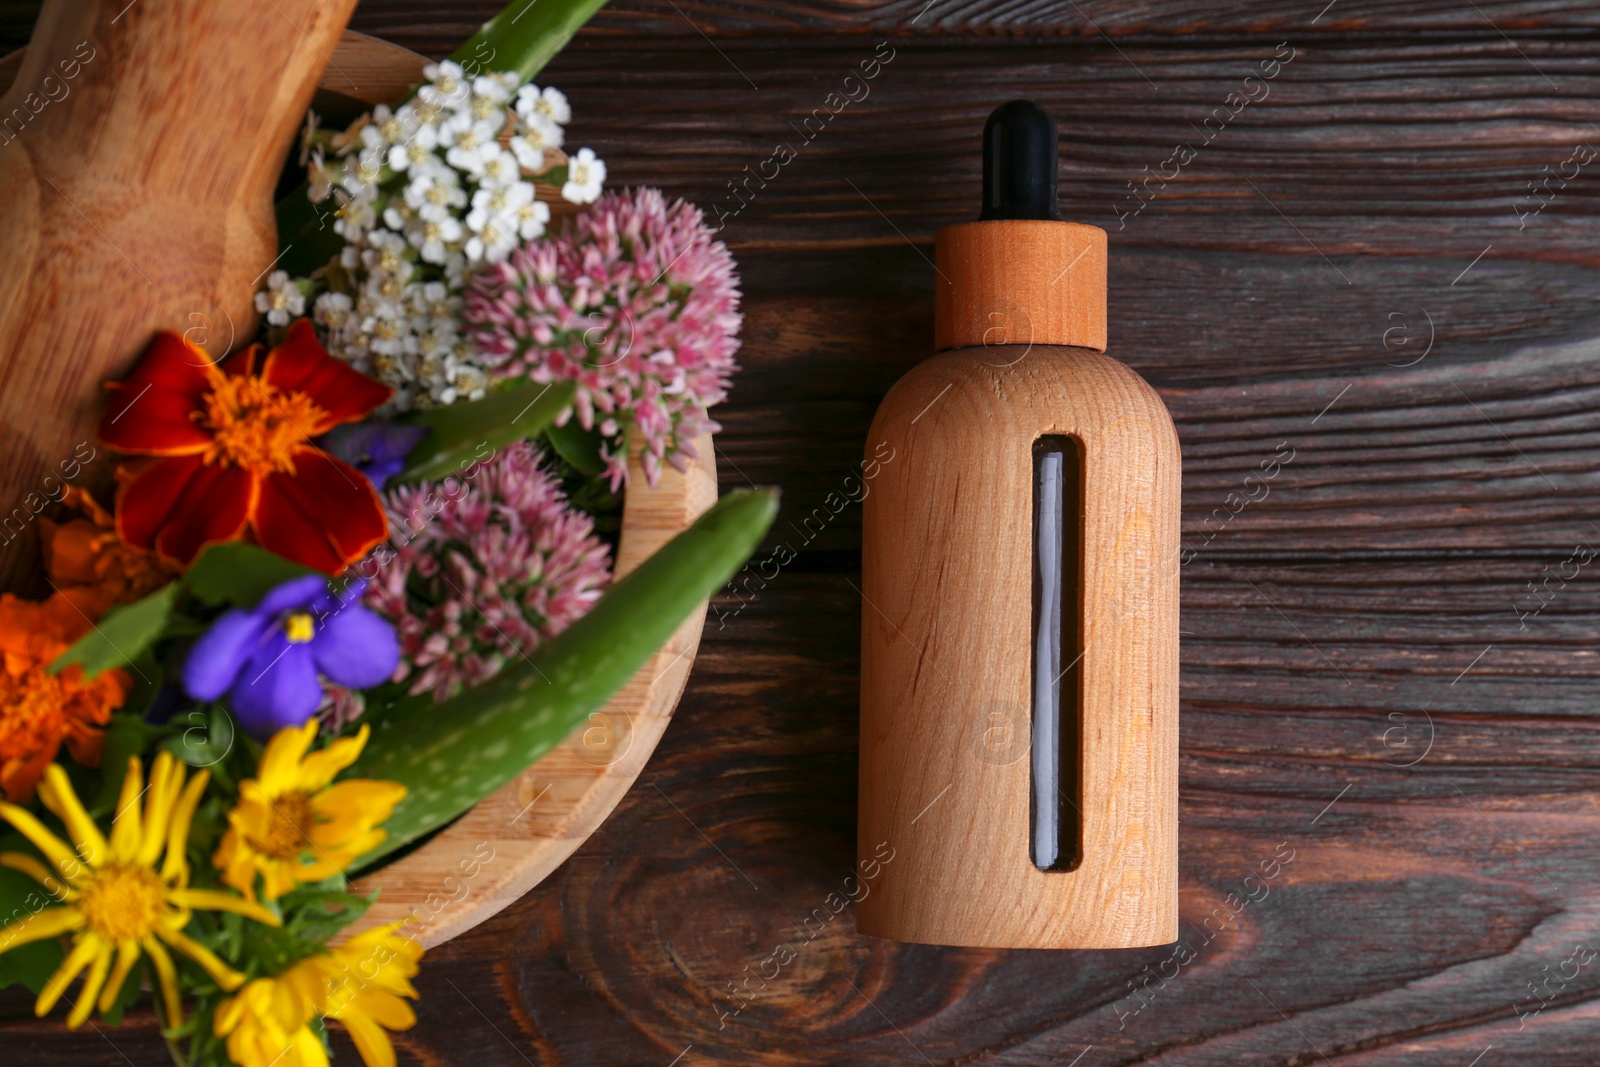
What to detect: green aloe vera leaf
<box><xmin>349</xmin><ymin>487</ymin><xmax>778</xmax><ymax>866</ymax></box>
<box><xmin>452</xmin><ymin>0</ymin><xmax>612</xmax><ymax>84</ymax></box>
<box><xmin>393</xmin><ymin>380</ymin><xmax>575</xmax><ymax>485</ymax></box>
<box><xmin>274</xmin><ymin>0</ymin><xmax>611</xmax><ymax>278</ymax></box>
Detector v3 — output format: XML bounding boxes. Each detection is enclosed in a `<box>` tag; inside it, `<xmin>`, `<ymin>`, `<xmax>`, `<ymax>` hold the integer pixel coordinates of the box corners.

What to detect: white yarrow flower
<box><xmin>513</xmin><ymin>197</ymin><xmax>551</xmax><ymax>240</ymax></box>
<box><xmin>509</xmin><ymin>115</ymin><xmax>563</xmax><ymax>173</ymax></box>
<box><xmin>362</xmin><ymin>229</ymin><xmax>411</xmax><ymax>274</ymax></box>
<box><xmin>407</xmin><ymin>280</ymin><xmax>460</xmax><ymax>326</ymax></box>
<box><xmin>387</xmin><ymin>137</ymin><xmax>437</xmax><ymax>175</ymax></box>
<box><xmin>255</xmin><ymin>270</ymin><xmax>305</xmax><ymax>327</ymax></box>
<box><xmin>516</xmin><ymin>84</ymin><xmax>571</xmax><ymax>126</ymax></box>
<box><xmin>469</xmin><ymin>180</ymin><xmax>534</xmax><ymax>224</ymax></box>
<box><xmin>463</xmin><ymin>212</ymin><xmax>518</xmax><ymax>264</ymax></box>
<box><xmin>404</xmin><ymin>167</ymin><xmax>468</xmax><ymax>222</ymax></box>
<box><xmin>440</xmin><ymin>115</ymin><xmax>502</xmax><ymax>176</ymax></box>
<box><xmin>467</xmin><ymin>79</ymin><xmax>512</xmax><ymax>130</ymax></box>
<box><xmin>406</xmin><ymin>214</ymin><xmax>464</xmax><ymax>264</ymax></box>
<box><xmin>480</xmin><ymin>149</ymin><xmax>522</xmax><ymax>189</ymax></box>
<box><xmin>362</xmin><ymin>303</ymin><xmax>412</xmax><ymax>357</ymax></box>
<box><xmin>349</xmin><ymin>147</ymin><xmax>384</xmax><ymax>189</ymax></box>
<box><xmin>562</xmin><ymin>147</ymin><xmax>606</xmax><ymax>204</ymax></box>
<box><xmin>450</xmin><ymin>362</ymin><xmax>490</xmax><ymax>402</ymax></box>
<box><xmin>373</xmin><ymin>104</ymin><xmax>410</xmax><ymax>145</ymax></box>
<box><xmin>472</xmin><ymin>74</ymin><xmax>514</xmax><ymax>105</ymax></box>
<box><xmin>442</xmin><ymin>252</ymin><xmax>470</xmax><ymax>289</ymax></box>
<box><xmin>419</xmin><ymin>60</ymin><xmax>471</xmax><ymax>111</ymax></box>
<box><xmin>313</xmin><ymin>291</ymin><xmax>354</xmax><ymax>332</ymax></box>
<box><xmin>359</xmin><ymin>120</ymin><xmax>388</xmax><ymax>155</ymax></box>
<box><xmin>296</xmin><ymin>64</ymin><xmax>600</xmax><ymax>410</ymax></box>
<box><xmin>333</xmin><ymin>193</ymin><xmax>377</xmax><ymax>242</ymax></box>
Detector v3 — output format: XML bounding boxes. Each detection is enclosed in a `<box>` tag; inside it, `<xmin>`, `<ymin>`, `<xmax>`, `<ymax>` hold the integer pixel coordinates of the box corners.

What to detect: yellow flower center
<box><xmin>249</xmin><ymin>791</ymin><xmax>315</xmax><ymax>859</ymax></box>
<box><xmin>200</xmin><ymin>375</ymin><xmax>326</xmax><ymax>474</ymax></box>
<box><xmin>78</xmin><ymin>864</ymin><xmax>166</xmax><ymax>942</ymax></box>
<box><xmin>284</xmin><ymin>613</ymin><xmax>315</xmax><ymax>644</ymax></box>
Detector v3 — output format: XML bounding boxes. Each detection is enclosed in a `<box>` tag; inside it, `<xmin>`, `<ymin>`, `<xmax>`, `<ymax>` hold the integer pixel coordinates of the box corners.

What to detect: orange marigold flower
<box><xmin>98</xmin><ymin>319</ymin><xmax>393</xmax><ymax>575</ymax></box>
<box><xmin>0</xmin><ymin>592</ymin><xmax>127</xmax><ymax>802</ymax></box>
<box><xmin>39</xmin><ymin>487</ymin><xmax>178</xmax><ymax>617</ymax></box>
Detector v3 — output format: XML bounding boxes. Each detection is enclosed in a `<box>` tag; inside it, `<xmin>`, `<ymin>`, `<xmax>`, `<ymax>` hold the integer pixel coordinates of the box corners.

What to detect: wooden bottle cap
<box><xmin>934</xmin><ymin>219</ymin><xmax>1107</xmax><ymax>353</ymax></box>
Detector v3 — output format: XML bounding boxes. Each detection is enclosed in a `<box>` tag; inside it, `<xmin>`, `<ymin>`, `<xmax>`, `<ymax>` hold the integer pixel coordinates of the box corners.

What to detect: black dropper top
<box><xmin>980</xmin><ymin>100</ymin><xmax>1061</xmax><ymax>221</ymax></box>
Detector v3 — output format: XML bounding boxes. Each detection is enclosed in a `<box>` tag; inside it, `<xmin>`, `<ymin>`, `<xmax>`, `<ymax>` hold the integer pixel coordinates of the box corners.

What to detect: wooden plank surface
<box><xmin>6</xmin><ymin>0</ymin><xmax>1600</xmax><ymax>1063</ymax></box>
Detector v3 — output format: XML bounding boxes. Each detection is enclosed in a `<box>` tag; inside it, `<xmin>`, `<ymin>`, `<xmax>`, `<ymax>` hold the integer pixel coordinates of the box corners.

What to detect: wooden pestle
<box><xmin>0</xmin><ymin>0</ymin><xmax>360</xmax><ymax>592</ymax></box>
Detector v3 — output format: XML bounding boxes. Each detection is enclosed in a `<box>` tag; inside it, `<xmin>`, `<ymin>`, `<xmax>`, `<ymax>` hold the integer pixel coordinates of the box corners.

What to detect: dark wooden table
<box><xmin>6</xmin><ymin>0</ymin><xmax>1600</xmax><ymax>1063</ymax></box>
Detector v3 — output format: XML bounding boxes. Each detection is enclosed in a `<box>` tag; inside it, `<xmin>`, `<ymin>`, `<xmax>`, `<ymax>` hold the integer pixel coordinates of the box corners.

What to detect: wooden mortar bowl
<box><xmin>0</xmin><ymin>31</ymin><xmax>718</xmax><ymax>948</ymax></box>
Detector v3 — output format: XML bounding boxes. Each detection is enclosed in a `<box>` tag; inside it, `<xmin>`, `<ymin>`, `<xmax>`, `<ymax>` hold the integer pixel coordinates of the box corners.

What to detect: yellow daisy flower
<box><xmin>214</xmin><ymin>923</ymin><xmax>423</xmax><ymax>1067</ymax></box>
<box><xmin>321</xmin><ymin>924</ymin><xmax>424</xmax><ymax>1067</ymax></box>
<box><xmin>214</xmin><ymin>956</ymin><xmax>329</xmax><ymax>1067</ymax></box>
<box><xmin>214</xmin><ymin>721</ymin><xmax>406</xmax><ymax>901</ymax></box>
<box><xmin>0</xmin><ymin>753</ymin><xmax>278</xmax><ymax>1028</ymax></box>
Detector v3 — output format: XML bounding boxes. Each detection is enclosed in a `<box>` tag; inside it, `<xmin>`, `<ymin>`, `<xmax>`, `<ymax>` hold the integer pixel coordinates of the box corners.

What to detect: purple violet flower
<box><xmin>316</xmin><ymin>421</ymin><xmax>429</xmax><ymax>489</ymax></box>
<box><xmin>183</xmin><ymin>574</ymin><xmax>400</xmax><ymax>737</ymax></box>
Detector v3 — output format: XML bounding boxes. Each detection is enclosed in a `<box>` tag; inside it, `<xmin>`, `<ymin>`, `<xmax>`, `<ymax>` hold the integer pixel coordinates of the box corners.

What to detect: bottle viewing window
<box><xmin>1032</xmin><ymin>435</ymin><xmax>1083</xmax><ymax>873</ymax></box>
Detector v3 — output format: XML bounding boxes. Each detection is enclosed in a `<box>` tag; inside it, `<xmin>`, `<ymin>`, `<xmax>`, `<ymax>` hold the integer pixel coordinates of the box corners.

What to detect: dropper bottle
<box><xmin>857</xmin><ymin>100</ymin><xmax>1180</xmax><ymax>948</ymax></box>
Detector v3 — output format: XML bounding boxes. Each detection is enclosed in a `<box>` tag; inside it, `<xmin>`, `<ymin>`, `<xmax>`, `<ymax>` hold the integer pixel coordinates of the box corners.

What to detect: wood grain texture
<box><xmin>343</xmin><ymin>0</ymin><xmax>1600</xmax><ymax>43</ymax></box>
<box><xmin>5</xmin><ymin>0</ymin><xmax>1600</xmax><ymax>1063</ymax></box>
<box><xmin>0</xmin><ymin>0</ymin><xmax>361</xmax><ymax>593</ymax></box>
<box><xmin>859</xmin><ymin>344</ymin><xmax>1179</xmax><ymax>947</ymax></box>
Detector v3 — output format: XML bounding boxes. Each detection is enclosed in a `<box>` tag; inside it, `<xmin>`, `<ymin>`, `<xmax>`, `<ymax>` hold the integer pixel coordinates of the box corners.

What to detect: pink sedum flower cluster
<box><xmin>464</xmin><ymin>187</ymin><xmax>741</xmax><ymax>488</ymax></box>
<box><xmin>366</xmin><ymin>441</ymin><xmax>612</xmax><ymax>702</ymax></box>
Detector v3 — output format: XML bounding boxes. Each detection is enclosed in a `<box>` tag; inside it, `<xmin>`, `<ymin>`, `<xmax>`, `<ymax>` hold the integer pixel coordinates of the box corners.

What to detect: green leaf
<box><xmin>0</xmin><ymin>839</ymin><xmax>64</xmax><ymax>995</ymax></box>
<box><xmin>350</xmin><ymin>488</ymin><xmax>779</xmax><ymax>866</ymax></box>
<box><xmin>93</xmin><ymin>713</ymin><xmax>171</xmax><ymax>811</ymax></box>
<box><xmin>162</xmin><ymin>706</ymin><xmax>240</xmax><ymax>795</ymax></box>
<box><xmin>48</xmin><ymin>583</ymin><xmax>178</xmax><ymax>680</ymax></box>
<box><xmin>274</xmin><ymin>190</ymin><xmax>347</xmax><ymax>282</ymax></box>
<box><xmin>184</xmin><ymin>543</ymin><xmax>316</xmax><ymax>608</ymax></box>
<box><xmin>394</xmin><ymin>379</ymin><xmax>575</xmax><ymax>484</ymax></box>
<box><xmin>0</xmin><ymin>933</ymin><xmax>62</xmax><ymax>997</ymax></box>
<box><xmin>545</xmin><ymin>419</ymin><xmax>607</xmax><ymax>476</ymax></box>
<box><xmin>279</xmin><ymin>881</ymin><xmax>375</xmax><ymax>946</ymax></box>
<box><xmin>451</xmin><ymin>0</ymin><xmax>612</xmax><ymax>83</ymax></box>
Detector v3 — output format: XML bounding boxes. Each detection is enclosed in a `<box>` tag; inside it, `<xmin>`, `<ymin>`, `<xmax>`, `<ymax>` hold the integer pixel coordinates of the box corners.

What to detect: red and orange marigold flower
<box><xmin>99</xmin><ymin>320</ymin><xmax>393</xmax><ymax>574</ymax></box>
<box><xmin>39</xmin><ymin>487</ymin><xmax>178</xmax><ymax>618</ymax></box>
<box><xmin>0</xmin><ymin>591</ymin><xmax>127</xmax><ymax>802</ymax></box>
